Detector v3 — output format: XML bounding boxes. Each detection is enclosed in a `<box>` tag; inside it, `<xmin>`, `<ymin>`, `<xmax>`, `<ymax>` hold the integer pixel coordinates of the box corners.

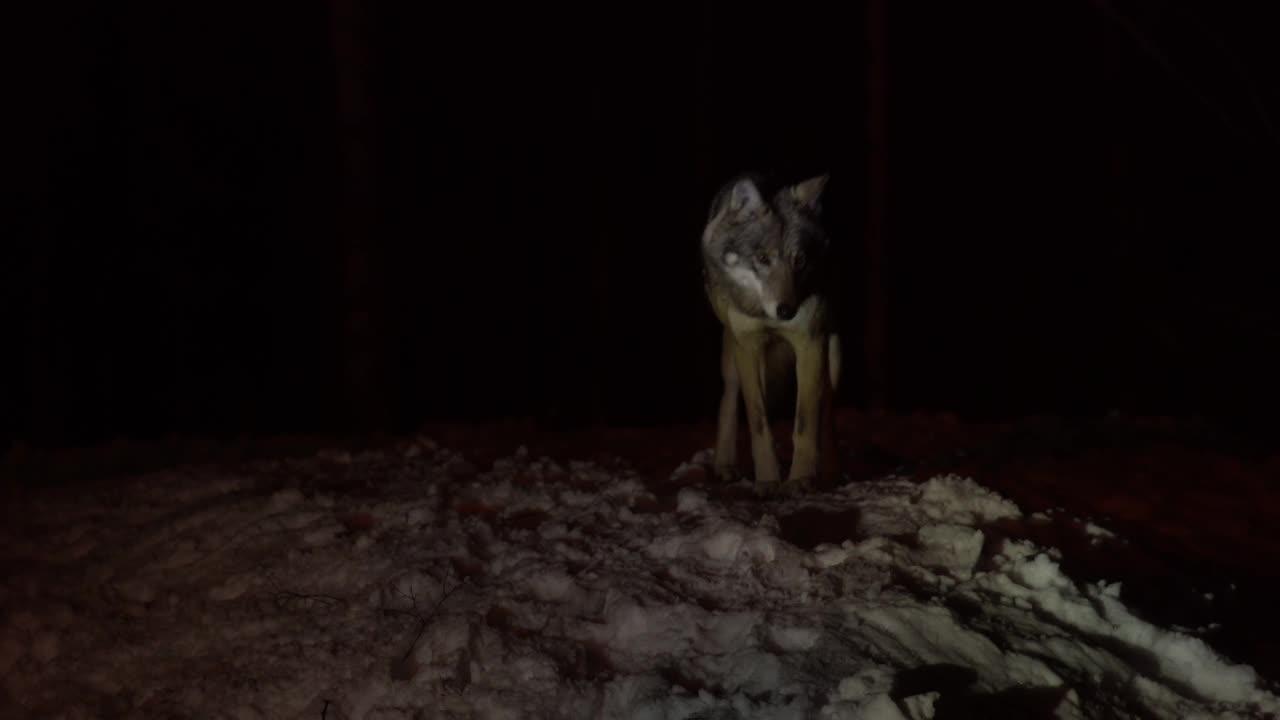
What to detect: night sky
<box><xmin>9</xmin><ymin>0</ymin><xmax>1280</xmax><ymax>448</ymax></box>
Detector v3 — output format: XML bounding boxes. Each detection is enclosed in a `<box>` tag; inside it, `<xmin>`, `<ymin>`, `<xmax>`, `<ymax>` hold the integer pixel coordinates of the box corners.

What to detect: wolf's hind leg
<box><xmin>713</xmin><ymin>327</ymin><xmax>740</xmax><ymax>480</ymax></box>
<box><xmin>734</xmin><ymin>335</ymin><xmax>781</xmax><ymax>492</ymax></box>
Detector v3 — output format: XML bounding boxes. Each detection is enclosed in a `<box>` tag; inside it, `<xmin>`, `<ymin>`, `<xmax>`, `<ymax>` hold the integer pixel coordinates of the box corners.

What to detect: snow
<box><xmin>1083</xmin><ymin>520</ymin><xmax>1119</xmax><ymax>545</ymax></box>
<box><xmin>2</xmin><ymin>438</ymin><xmax>1277</xmax><ymax>719</ymax></box>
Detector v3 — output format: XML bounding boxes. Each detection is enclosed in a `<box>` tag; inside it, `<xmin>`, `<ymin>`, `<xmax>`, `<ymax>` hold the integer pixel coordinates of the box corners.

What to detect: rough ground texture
<box><xmin>1</xmin><ymin>410</ymin><xmax>1278</xmax><ymax>719</ymax></box>
<box><xmin>416</xmin><ymin>412</ymin><xmax>1280</xmax><ymax>668</ymax></box>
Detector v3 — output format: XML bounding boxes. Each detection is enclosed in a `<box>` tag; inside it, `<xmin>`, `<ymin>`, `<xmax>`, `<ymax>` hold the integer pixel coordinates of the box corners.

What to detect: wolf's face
<box><xmin>702</xmin><ymin>174</ymin><xmax>830</xmax><ymax>322</ymax></box>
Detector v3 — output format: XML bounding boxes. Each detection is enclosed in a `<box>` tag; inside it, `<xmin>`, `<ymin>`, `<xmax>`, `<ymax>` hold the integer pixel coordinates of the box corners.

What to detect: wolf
<box><xmin>700</xmin><ymin>172</ymin><xmax>842</xmax><ymax>495</ymax></box>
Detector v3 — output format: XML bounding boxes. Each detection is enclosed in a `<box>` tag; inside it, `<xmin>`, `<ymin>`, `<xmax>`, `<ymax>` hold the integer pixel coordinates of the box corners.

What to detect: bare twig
<box><xmin>274</xmin><ymin>590</ymin><xmax>347</xmax><ymax>614</ymax></box>
<box><xmin>383</xmin><ymin>565</ymin><xmax>469</xmax><ymax>663</ymax></box>
<box><xmin>1088</xmin><ymin>0</ymin><xmax>1274</xmax><ymax>150</ymax></box>
<box><xmin>1175</xmin><ymin>2</ymin><xmax>1278</xmax><ymax>145</ymax></box>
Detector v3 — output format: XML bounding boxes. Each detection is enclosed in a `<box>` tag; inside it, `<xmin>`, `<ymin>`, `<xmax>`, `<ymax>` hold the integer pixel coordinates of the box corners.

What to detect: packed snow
<box><xmin>2</xmin><ymin>436</ymin><xmax>1277</xmax><ymax>719</ymax></box>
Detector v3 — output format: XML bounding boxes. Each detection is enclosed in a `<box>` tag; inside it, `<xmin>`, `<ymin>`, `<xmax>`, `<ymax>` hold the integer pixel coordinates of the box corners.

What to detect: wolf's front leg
<box><xmin>713</xmin><ymin>327</ymin><xmax>740</xmax><ymax>480</ymax></box>
<box><xmin>786</xmin><ymin>333</ymin><xmax>828</xmax><ymax>493</ymax></box>
<box><xmin>820</xmin><ymin>333</ymin><xmax>843</xmax><ymax>484</ymax></box>
<box><xmin>818</xmin><ymin>378</ymin><xmax>838</xmax><ymax>484</ymax></box>
<box><xmin>733</xmin><ymin>336</ymin><xmax>781</xmax><ymax>492</ymax></box>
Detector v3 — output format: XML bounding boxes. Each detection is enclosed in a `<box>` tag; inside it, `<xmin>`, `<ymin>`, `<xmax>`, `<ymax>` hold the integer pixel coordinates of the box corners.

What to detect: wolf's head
<box><xmin>701</xmin><ymin>173</ymin><xmax>831</xmax><ymax>322</ymax></box>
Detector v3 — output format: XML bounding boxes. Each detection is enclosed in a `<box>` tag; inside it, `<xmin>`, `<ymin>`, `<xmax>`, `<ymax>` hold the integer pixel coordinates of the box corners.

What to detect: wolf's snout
<box><xmin>775</xmin><ymin>303</ymin><xmax>796</xmax><ymax>321</ymax></box>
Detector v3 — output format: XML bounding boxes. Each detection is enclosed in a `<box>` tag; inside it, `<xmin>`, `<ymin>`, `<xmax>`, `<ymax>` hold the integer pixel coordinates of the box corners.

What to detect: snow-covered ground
<box><xmin>2</xmin><ymin>436</ymin><xmax>1277</xmax><ymax>719</ymax></box>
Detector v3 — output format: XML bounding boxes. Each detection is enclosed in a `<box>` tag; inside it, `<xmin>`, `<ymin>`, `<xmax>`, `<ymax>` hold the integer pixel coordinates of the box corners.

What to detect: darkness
<box><xmin>9</xmin><ymin>0</ymin><xmax>1280</xmax><ymax>449</ymax></box>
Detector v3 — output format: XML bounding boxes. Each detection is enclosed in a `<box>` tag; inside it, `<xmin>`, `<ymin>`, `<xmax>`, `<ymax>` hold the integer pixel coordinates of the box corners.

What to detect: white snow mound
<box><xmin>0</xmin><ymin>442</ymin><xmax>1275</xmax><ymax>720</ymax></box>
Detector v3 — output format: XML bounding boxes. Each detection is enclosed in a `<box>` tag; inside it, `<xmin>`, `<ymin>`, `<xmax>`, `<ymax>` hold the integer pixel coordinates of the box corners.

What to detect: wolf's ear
<box><xmin>726</xmin><ymin>177</ymin><xmax>766</xmax><ymax>216</ymax></box>
<box><xmin>788</xmin><ymin>173</ymin><xmax>829</xmax><ymax>211</ymax></box>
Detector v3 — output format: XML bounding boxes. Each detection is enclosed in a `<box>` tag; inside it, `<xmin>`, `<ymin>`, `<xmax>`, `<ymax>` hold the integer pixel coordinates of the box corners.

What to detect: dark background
<box><xmin>8</xmin><ymin>0</ymin><xmax>1280</xmax><ymax>449</ymax></box>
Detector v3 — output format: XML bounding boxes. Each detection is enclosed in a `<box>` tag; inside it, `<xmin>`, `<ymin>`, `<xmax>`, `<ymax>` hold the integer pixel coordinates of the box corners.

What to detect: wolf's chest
<box><xmin>708</xmin><ymin>281</ymin><xmax>820</xmax><ymax>342</ymax></box>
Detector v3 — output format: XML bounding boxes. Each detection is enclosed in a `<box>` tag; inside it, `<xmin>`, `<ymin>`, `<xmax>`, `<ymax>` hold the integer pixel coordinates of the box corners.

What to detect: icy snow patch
<box><xmin>0</xmin><ymin>442</ymin><xmax>1275</xmax><ymax>720</ymax></box>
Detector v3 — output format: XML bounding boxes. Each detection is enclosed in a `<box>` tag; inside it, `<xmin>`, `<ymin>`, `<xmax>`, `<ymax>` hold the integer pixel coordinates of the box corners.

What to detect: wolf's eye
<box><xmin>755</xmin><ymin>253</ymin><xmax>771</xmax><ymax>266</ymax></box>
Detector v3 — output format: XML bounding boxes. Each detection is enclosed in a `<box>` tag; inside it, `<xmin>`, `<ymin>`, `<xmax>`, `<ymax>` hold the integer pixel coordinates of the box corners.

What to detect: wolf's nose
<box><xmin>776</xmin><ymin>303</ymin><xmax>796</xmax><ymax>321</ymax></box>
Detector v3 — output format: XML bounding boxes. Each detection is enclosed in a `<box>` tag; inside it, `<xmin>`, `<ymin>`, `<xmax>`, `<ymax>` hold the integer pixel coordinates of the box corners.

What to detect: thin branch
<box><xmin>1088</xmin><ymin>0</ymin><xmax>1254</xmax><ymax>145</ymax></box>
<box><xmin>386</xmin><ymin>567</ymin><xmax>469</xmax><ymax>663</ymax></box>
<box><xmin>1174</xmin><ymin>2</ymin><xmax>1278</xmax><ymax>146</ymax></box>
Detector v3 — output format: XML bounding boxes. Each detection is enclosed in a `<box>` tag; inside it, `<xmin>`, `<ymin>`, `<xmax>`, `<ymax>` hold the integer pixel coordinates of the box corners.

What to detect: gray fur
<box><xmin>700</xmin><ymin>171</ymin><xmax>842</xmax><ymax>495</ymax></box>
<box><xmin>701</xmin><ymin>174</ymin><xmax>832</xmax><ymax>320</ymax></box>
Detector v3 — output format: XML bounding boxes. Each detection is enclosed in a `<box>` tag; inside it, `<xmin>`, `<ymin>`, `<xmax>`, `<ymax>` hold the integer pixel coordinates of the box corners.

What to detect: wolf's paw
<box><xmin>751</xmin><ymin>463</ymin><xmax>782</xmax><ymax>492</ymax></box>
<box><xmin>753</xmin><ymin>482</ymin><xmax>782</xmax><ymax>499</ymax></box>
<box><xmin>754</xmin><ymin>478</ymin><xmax>808</xmax><ymax>499</ymax></box>
<box><xmin>713</xmin><ymin>464</ymin><xmax>742</xmax><ymax>483</ymax></box>
<box><xmin>779</xmin><ymin>474</ymin><xmax>815</xmax><ymax>496</ymax></box>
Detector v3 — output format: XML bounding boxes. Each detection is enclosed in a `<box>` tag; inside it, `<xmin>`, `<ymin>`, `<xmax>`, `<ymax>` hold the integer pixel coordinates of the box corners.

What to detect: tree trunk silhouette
<box><xmin>864</xmin><ymin>0</ymin><xmax>890</xmax><ymax>411</ymax></box>
<box><xmin>328</xmin><ymin>0</ymin><xmax>387</xmax><ymax>431</ymax></box>
<box><xmin>26</xmin><ymin>211</ymin><xmax>59</xmax><ymax>445</ymax></box>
